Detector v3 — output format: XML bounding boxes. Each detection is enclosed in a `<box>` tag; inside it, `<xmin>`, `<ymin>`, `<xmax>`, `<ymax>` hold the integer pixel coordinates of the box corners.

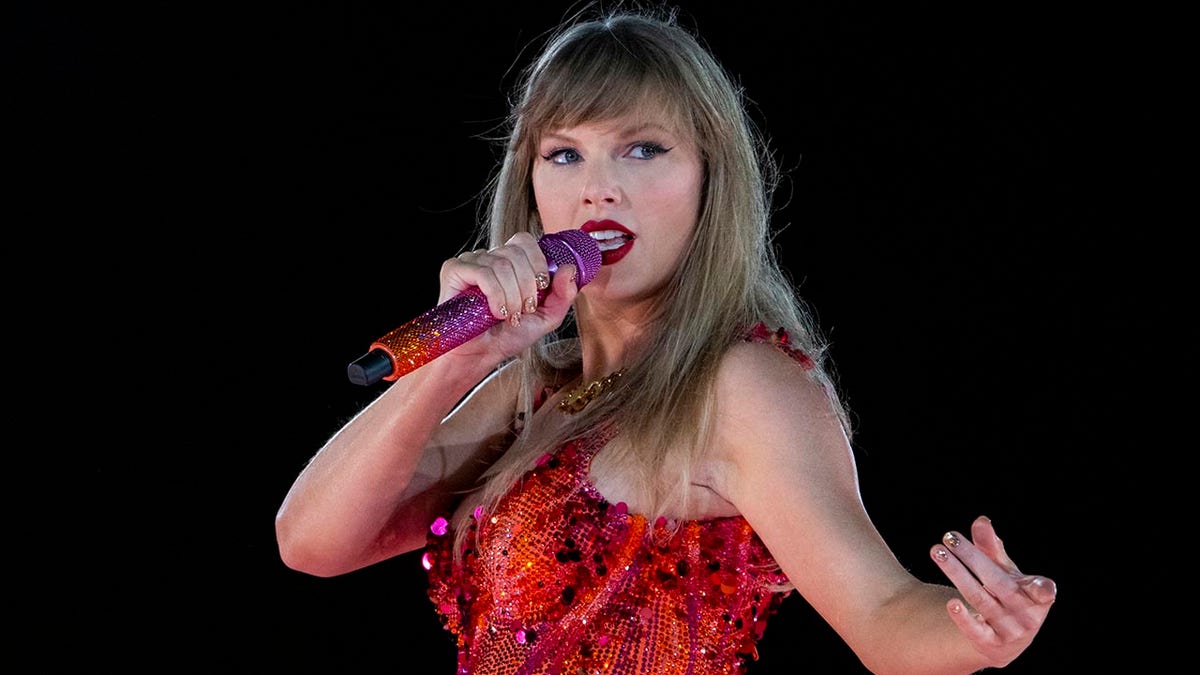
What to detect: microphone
<box><xmin>347</xmin><ymin>229</ymin><xmax>602</xmax><ymax>386</ymax></box>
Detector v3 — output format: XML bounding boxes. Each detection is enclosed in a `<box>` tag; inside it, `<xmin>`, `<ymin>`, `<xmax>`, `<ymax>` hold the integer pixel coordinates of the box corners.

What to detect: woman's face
<box><xmin>532</xmin><ymin>112</ymin><xmax>704</xmax><ymax>303</ymax></box>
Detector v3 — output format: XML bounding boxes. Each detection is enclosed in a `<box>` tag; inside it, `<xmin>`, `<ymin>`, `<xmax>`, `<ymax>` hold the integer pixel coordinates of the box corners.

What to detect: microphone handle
<box><xmin>347</xmin><ymin>285</ymin><xmax>546</xmax><ymax>386</ymax></box>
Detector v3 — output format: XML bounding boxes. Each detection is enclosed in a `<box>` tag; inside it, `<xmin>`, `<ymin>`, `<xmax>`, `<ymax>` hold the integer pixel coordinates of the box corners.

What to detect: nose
<box><xmin>580</xmin><ymin>161</ymin><xmax>622</xmax><ymax>206</ymax></box>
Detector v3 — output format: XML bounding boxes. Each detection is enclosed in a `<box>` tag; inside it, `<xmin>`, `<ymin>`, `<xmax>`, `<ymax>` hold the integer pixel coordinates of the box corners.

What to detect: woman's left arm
<box><xmin>712</xmin><ymin>342</ymin><xmax>1056</xmax><ymax>675</ymax></box>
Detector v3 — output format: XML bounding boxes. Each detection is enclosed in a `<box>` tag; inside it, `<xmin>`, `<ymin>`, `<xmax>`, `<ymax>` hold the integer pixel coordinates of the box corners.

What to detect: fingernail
<box><xmin>933</xmin><ymin>547</ymin><xmax>949</xmax><ymax>562</ymax></box>
<box><xmin>524</xmin><ymin>296</ymin><xmax>537</xmax><ymax>313</ymax></box>
<box><xmin>949</xmin><ymin>601</ymin><xmax>962</xmax><ymax>614</ymax></box>
<box><xmin>944</xmin><ymin>532</ymin><xmax>960</xmax><ymax>548</ymax></box>
<box><xmin>509</xmin><ymin>313</ymin><xmax>521</xmax><ymax>327</ymax></box>
<box><xmin>499</xmin><ymin>304</ymin><xmax>509</xmax><ymax>318</ymax></box>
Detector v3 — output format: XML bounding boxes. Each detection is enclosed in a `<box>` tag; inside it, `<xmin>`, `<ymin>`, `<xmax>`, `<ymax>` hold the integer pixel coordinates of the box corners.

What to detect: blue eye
<box><xmin>630</xmin><ymin>142</ymin><xmax>669</xmax><ymax>159</ymax></box>
<box><xmin>543</xmin><ymin>148</ymin><xmax>581</xmax><ymax>165</ymax></box>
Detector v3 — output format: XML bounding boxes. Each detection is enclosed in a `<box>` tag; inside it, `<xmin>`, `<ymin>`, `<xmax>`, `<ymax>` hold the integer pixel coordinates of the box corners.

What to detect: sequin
<box><xmin>425</xmin><ymin>438</ymin><xmax>790</xmax><ymax>674</ymax></box>
<box><xmin>424</xmin><ymin>325</ymin><xmax>812</xmax><ymax>674</ymax></box>
<box><xmin>746</xmin><ymin>322</ymin><xmax>815</xmax><ymax>370</ymax></box>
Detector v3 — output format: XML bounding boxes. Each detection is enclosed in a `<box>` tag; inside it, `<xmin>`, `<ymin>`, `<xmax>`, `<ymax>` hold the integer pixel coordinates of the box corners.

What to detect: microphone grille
<box><xmin>539</xmin><ymin>230</ymin><xmax>603</xmax><ymax>287</ymax></box>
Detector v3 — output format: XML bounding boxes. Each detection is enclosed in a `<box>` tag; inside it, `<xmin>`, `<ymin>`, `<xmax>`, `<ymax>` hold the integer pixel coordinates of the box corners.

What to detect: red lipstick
<box><xmin>580</xmin><ymin>220</ymin><xmax>635</xmax><ymax>266</ymax></box>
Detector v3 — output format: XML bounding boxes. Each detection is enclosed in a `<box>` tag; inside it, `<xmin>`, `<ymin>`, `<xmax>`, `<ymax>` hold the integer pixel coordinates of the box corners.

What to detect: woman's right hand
<box><xmin>438</xmin><ymin>231</ymin><xmax>581</xmax><ymax>364</ymax></box>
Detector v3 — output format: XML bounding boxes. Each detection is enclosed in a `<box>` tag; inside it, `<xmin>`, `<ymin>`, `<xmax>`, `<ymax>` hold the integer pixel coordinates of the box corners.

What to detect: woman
<box><xmin>275</xmin><ymin>6</ymin><xmax>1056</xmax><ymax>674</ymax></box>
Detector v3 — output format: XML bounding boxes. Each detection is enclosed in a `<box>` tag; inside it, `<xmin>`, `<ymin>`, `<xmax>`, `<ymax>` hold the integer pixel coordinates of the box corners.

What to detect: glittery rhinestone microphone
<box><xmin>347</xmin><ymin>229</ymin><xmax>602</xmax><ymax>386</ymax></box>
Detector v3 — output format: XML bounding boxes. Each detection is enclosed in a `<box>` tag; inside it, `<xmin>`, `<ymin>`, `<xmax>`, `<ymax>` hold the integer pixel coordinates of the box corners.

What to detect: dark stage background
<box><xmin>18</xmin><ymin>1</ymin><xmax>1148</xmax><ymax>672</ymax></box>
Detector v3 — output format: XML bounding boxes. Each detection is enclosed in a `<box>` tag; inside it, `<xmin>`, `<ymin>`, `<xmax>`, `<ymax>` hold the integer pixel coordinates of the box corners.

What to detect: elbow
<box><xmin>277</xmin><ymin>542</ymin><xmax>336</xmax><ymax>579</ymax></box>
<box><xmin>275</xmin><ymin>511</ymin><xmax>345</xmax><ymax>578</ymax></box>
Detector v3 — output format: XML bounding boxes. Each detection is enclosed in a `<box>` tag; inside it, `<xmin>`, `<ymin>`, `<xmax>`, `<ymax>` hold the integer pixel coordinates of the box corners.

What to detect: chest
<box><xmin>577</xmin><ymin>432</ymin><xmax>742</xmax><ymax>521</ymax></box>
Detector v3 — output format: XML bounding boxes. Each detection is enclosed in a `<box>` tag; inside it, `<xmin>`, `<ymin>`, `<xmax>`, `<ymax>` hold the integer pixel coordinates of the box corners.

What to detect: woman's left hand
<box><xmin>930</xmin><ymin>515</ymin><xmax>1058</xmax><ymax>667</ymax></box>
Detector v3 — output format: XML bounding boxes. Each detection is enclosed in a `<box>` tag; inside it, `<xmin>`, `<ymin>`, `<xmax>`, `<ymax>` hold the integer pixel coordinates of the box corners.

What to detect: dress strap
<box><xmin>743</xmin><ymin>322</ymin><xmax>815</xmax><ymax>370</ymax></box>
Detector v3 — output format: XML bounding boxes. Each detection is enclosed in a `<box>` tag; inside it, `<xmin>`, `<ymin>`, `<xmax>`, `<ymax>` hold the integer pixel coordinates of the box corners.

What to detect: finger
<box><xmin>967</xmin><ymin>518</ymin><xmax>1055</xmax><ymax>607</ymax></box>
<box><xmin>971</xmin><ymin>516</ymin><xmax>1019</xmax><ymax>573</ymax></box>
<box><xmin>944</xmin><ymin>597</ymin><xmax>995</xmax><ymax>643</ymax></box>
<box><xmin>931</xmin><ymin>541</ymin><xmax>993</xmax><ymax>613</ymax></box>
<box><xmin>481</xmin><ymin>244</ymin><xmax>540</xmax><ymax>325</ymax></box>
<box><xmin>441</xmin><ymin>248</ymin><xmax>490</xmax><ymax>303</ymax></box>
<box><xmin>496</xmin><ymin>233</ymin><xmax>554</xmax><ymax>318</ymax></box>
<box><xmin>509</xmin><ymin>230</ymin><xmax>553</xmax><ymax>288</ymax></box>
<box><xmin>1016</xmin><ymin>574</ymin><xmax>1058</xmax><ymax>605</ymax></box>
<box><xmin>485</xmin><ymin>251</ymin><xmax>529</xmax><ymax>325</ymax></box>
<box><xmin>442</xmin><ymin>248</ymin><xmax>521</xmax><ymax>324</ymax></box>
<box><xmin>552</xmin><ymin>264</ymin><xmax>580</xmax><ymax>291</ymax></box>
<box><xmin>521</xmin><ymin>236</ymin><xmax>552</xmax><ymax>312</ymax></box>
<box><xmin>940</xmin><ymin>530</ymin><xmax>1025</xmax><ymax>604</ymax></box>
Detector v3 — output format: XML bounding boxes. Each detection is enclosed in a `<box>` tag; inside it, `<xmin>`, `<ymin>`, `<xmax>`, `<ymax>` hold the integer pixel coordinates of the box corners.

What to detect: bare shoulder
<box><xmin>715</xmin><ymin>339</ymin><xmax>839</xmax><ymax>431</ymax></box>
<box><xmin>709</xmin><ymin>340</ymin><xmax>852</xmax><ymax>497</ymax></box>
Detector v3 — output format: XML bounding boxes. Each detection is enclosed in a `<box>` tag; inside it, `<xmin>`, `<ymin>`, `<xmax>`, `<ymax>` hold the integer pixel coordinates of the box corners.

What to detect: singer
<box><xmin>275</xmin><ymin>5</ymin><xmax>1058</xmax><ymax>674</ymax></box>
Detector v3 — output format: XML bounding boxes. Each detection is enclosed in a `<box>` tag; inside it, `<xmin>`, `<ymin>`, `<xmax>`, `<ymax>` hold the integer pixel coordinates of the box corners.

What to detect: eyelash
<box><xmin>541</xmin><ymin>142</ymin><xmax>671</xmax><ymax>164</ymax></box>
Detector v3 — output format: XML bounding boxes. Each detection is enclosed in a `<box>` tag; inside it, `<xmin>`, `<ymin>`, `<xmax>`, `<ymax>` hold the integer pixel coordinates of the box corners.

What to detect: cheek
<box><xmin>643</xmin><ymin>171</ymin><xmax>702</xmax><ymax>233</ymax></box>
<box><xmin>655</xmin><ymin>174</ymin><xmax>701</xmax><ymax>210</ymax></box>
<box><xmin>531</xmin><ymin>170</ymin><xmax>565</xmax><ymax>223</ymax></box>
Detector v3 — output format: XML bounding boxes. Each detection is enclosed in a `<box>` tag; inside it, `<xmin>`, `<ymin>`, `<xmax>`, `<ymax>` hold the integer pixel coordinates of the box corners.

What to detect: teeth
<box><xmin>588</xmin><ymin>230</ymin><xmax>623</xmax><ymax>241</ymax></box>
<box><xmin>588</xmin><ymin>230</ymin><xmax>627</xmax><ymax>252</ymax></box>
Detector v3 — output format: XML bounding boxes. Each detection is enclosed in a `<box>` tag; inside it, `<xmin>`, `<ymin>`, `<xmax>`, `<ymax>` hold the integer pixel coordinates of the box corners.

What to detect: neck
<box><xmin>573</xmin><ymin>304</ymin><xmax>647</xmax><ymax>381</ymax></box>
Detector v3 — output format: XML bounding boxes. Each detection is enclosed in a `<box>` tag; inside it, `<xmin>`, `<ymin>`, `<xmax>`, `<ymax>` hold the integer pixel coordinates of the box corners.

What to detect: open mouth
<box><xmin>582</xmin><ymin>221</ymin><xmax>635</xmax><ymax>266</ymax></box>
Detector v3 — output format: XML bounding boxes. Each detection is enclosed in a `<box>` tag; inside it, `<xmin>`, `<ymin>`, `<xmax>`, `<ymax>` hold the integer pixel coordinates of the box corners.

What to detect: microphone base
<box><xmin>347</xmin><ymin>349</ymin><xmax>393</xmax><ymax>386</ymax></box>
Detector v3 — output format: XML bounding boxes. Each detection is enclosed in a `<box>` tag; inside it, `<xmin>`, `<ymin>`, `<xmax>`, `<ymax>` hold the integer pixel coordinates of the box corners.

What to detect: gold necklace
<box><xmin>557</xmin><ymin>369</ymin><xmax>626</xmax><ymax>414</ymax></box>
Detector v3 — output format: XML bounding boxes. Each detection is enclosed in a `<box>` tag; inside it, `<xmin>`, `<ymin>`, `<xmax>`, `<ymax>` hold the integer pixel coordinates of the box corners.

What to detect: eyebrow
<box><xmin>541</xmin><ymin>121</ymin><xmax>677</xmax><ymax>144</ymax></box>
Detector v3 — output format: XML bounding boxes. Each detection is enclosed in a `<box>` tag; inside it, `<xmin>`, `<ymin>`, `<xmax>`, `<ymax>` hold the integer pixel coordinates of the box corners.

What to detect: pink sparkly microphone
<box><xmin>347</xmin><ymin>229</ymin><xmax>602</xmax><ymax>386</ymax></box>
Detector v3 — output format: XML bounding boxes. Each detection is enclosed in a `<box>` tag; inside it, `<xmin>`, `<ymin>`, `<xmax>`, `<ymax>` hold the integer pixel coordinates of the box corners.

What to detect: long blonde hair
<box><xmin>453</xmin><ymin>4</ymin><xmax>850</xmax><ymax>551</ymax></box>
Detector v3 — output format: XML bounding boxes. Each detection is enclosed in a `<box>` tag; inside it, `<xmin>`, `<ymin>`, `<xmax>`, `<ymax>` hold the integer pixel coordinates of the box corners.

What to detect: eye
<box><xmin>542</xmin><ymin>148</ymin><xmax>581</xmax><ymax>165</ymax></box>
<box><xmin>629</xmin><ymin>142</ymin><xmax>670</xmax><ymax>160</ymax></box>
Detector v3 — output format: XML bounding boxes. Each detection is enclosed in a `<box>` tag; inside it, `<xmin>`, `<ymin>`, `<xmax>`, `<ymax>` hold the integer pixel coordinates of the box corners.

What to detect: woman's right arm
<box><xmin>275</xmin><ymin>232</ymin><xmax>582</xmax><ymax>578</ymax></box>
<box><xmin>275</xmin><ymin>353</ymin><xmax>519</xmax><ymax>578</ymax></box>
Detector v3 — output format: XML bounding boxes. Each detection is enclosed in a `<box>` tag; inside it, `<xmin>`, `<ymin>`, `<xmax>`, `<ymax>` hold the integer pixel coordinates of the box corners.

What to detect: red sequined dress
<box><xmin>424</xmin><ymin>323</ymin><xmax>813</xmax><ymax>674</ymax></box>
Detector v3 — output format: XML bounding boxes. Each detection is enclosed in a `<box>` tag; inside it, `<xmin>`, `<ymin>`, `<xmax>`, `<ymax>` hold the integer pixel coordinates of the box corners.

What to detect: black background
<box><xmin>16</xmin><ymin>1</ymin><xmax>1147</xmax><ymax>672</ymax></box>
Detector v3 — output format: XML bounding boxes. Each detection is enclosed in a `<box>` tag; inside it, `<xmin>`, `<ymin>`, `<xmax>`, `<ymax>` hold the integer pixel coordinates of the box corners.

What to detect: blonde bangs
<box><xmin>515</xmin><ymin>21</ymin><xmax>696</xmax><ymax>151</ymax></box>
